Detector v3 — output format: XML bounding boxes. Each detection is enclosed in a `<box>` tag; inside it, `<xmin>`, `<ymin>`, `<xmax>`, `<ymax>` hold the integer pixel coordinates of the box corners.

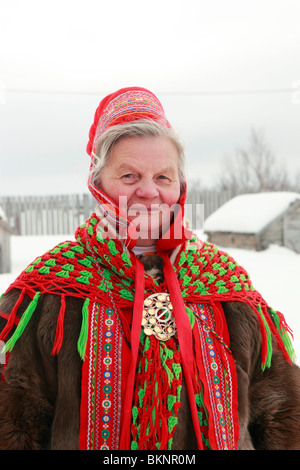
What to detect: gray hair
<box><xmin>90</xmin><ymin>119</ymin><xmax>186</xmax><ymax>193</ymax></box>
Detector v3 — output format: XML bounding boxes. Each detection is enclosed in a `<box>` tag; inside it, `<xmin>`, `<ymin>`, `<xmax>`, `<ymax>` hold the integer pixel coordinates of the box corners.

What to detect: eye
<box><xmin>121</xmin><ymin>173</ymin><xmax>138</xmax><ymax>183</ymax></box>
<box><xmin>156</xmin><ymin>175</ymin><xmax>170</xmax><ymax>182</ymax></box>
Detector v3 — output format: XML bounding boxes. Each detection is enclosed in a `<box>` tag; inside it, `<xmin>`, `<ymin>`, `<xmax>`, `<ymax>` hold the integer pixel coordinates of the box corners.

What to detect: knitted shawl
<box><xmin>0</xmin><ymin>213</ymin><xmax>295</xmax><ymax>450</ymax></box>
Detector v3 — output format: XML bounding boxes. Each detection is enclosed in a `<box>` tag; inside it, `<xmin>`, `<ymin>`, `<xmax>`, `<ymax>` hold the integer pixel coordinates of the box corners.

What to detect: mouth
<box><xmin>128</xmin><ymin>204</ymin><xmax>160</xmax><ymax>214</ymax></box>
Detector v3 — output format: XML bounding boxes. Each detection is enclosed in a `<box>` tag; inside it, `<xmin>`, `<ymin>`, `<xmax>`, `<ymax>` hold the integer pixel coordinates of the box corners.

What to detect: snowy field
<box><xmin>1</xmin><ymin>234</ymin><xmax>300</xmax><ymax>364</ymax></box>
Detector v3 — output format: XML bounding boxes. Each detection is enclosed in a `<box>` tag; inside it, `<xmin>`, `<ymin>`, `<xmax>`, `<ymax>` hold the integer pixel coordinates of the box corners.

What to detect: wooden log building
<box><xmin>204</xmin><ymin>192</ymin><xmax>300</xmax><ymax>253</ymax></box>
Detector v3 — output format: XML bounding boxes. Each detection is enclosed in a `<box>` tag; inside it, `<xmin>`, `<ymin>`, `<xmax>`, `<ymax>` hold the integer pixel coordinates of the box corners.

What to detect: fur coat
<box><xmin>1</xmin><ymin>286</ymin><xmax>300</xmax><ymax>450</ymax></box>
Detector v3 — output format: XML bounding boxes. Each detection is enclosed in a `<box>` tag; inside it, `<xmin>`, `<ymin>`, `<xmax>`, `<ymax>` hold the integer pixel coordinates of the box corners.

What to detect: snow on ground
<box><xmin>0</xmin><ymin>234</ymin><xmax>75</xmax><ymax>294</ymax></box>
<box><xmin>1</xmin><ymin>234</ymin><xmax>300</xmax><ymax>363</ymax></box>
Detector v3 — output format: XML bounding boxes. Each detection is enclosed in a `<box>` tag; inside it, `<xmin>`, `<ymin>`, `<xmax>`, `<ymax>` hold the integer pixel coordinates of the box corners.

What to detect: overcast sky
<box><xmin>0</xmin><ymin>0</ymin><xmax>299</xmax><ymax>196</ymax></box>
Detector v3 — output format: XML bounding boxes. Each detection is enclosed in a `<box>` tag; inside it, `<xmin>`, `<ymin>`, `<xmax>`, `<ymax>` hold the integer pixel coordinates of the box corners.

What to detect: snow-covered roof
<box><xmin>204</xmin><ymin>192</ymin><xmax>300</xmax><ymax>234</ymax></box>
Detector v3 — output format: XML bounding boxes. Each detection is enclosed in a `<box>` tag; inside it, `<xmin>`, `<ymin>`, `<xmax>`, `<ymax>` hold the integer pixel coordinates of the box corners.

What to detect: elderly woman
<box><xmin>0</xmin><ymin>87</ymin><xmax>300</xmax><ymax>450</ymax></box>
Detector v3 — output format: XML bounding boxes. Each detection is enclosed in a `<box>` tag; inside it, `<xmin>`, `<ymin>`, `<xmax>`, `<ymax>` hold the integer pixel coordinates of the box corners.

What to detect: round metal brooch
<box><xmin>142</xmin><ymin>293</ymin><xmax>176</xmax><ymax>341</ymax></box>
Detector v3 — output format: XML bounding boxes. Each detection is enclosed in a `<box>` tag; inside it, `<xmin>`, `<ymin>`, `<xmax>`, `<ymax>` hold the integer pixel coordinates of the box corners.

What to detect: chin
<box><xmin>132</xmin><ymin>227</ymin><xmax>161</xmax><ymax>243</ymax></box>
<box><xmin>133</xmin><ymin>215</ymin><xmax>171</xmax><ymax>234</ymax></box>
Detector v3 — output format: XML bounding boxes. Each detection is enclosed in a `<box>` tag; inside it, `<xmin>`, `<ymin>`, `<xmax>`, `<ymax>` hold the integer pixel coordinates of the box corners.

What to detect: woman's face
<box><xmin>99</xmin><ymin>135</ymin><xmax>181</xmax><ymax>246</ymax></box>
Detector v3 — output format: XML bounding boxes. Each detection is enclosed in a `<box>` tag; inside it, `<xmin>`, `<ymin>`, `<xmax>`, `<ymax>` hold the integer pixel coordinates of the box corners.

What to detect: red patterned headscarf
<box><xmin>86</xmin><ymin>86</ymin><xmax>171</xmax><ymax>156</ymax></box>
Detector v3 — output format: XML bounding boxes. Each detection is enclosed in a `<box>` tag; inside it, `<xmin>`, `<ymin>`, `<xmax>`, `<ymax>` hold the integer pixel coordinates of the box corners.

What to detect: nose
<box><xmin>135</xmin><ymin>181</ymin><xmax>159</xmax><ymax>199</ymax></box>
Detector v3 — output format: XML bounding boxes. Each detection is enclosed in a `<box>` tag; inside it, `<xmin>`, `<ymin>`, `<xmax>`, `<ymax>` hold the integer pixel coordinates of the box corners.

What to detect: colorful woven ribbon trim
<box><xmin>79</xmin><ymin>302</ymin><xmax>123</xmax><ymax>450</ymax></box>
<box><xmin>193</xmin><ymin>302</ymin><xmax>238</xmax><ymax>449</ymax></box>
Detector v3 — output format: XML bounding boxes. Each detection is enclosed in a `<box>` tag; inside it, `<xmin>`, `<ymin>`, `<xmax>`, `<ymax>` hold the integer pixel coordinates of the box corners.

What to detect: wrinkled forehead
<box><xmin>105</xmin><ymin>135</ymin><xmax>180</xmax><ymax>172</ymax></box>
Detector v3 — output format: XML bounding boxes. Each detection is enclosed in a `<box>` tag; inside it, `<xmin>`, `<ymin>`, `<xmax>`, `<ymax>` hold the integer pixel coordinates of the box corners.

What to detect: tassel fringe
<box><xmin>77</xmin><ymin>298</ymin><xmax>90</xmax><ymax>360</ymax></box>
<box><xmin>51</xmin><ymin>295</ymin><xmax>66</xmax><ymax>356</ymax></box>
<box><xmin>270</xmin><ymin>307</ymin><xmax>296</xmax><ymax>362</ymax></box>
<box><xmin>256</xmin><ymin>304</ymin><xmax>273</xmax><ymax>370</ymax></box>
<box><xmin>0</xmin><ymin>288</ymin><xmax>26</xmax><ymax>342</ymax></box>
<box><xmin>255</xmin><ymin>303</ymin><xmax>295</xmax><ymax>370</ymax></box>
<box><xmin>3</xmin><ymin>292</ymin><xmax>41</xmax><ymax>353</ymax></box>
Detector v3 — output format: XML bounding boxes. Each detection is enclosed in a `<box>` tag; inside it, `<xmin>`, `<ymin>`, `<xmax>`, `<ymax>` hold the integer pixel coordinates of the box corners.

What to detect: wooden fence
<box><xmin>0</xmin><ymin>190</ymin><xmax>234</xmax><ymax>236</ymax></box>
<box><xmin>0</xmin><ymin>194</ymin><xmax>96</xmax><ymax>236</ymax></box>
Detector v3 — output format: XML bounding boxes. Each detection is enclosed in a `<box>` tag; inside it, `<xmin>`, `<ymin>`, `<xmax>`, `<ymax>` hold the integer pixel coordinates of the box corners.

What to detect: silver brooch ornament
<box><xmin>142</xmin><ymin>293</ymin><xmax>176</xmax><ymax>341</ymax></box>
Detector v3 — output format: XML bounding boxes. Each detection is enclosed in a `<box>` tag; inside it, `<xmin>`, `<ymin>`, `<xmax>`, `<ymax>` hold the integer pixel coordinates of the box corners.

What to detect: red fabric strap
<box><xmin>119</xmin><ymin>257</ymin><xmax>145</xmax><ymax>450</ymax></box>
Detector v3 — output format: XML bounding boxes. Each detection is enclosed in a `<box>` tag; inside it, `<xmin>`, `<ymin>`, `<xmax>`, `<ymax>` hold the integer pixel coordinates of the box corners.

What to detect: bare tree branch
<box><xmin>217</xmin><ymin>128</ymin><xmax>298</xmax><ymax>194</ymax></box>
